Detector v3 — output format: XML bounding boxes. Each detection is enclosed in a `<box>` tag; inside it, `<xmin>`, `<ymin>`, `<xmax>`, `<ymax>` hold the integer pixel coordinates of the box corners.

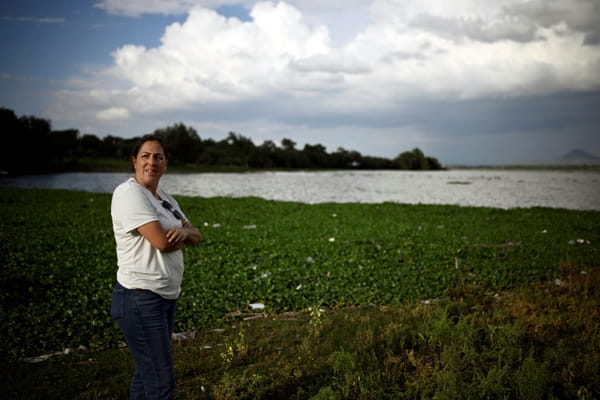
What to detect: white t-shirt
<box><xmin>111</xmin><ymin>177</ymin><xmax>187</xmax><ymax>299</ymax></box>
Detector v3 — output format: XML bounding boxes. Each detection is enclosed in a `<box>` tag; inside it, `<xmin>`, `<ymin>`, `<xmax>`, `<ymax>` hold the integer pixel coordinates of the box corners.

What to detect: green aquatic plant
<box><xmin>0</xmin><ymin>187</ymin><xmax>598</xmax><ymax>358</ymax></box>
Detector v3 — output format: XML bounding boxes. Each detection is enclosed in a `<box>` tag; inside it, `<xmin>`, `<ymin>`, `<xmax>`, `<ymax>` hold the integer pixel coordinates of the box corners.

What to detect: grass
<box><xmin>0</xmin><ymin>187</ymin><xmax>598</xmax><ymax>398</ymax></box>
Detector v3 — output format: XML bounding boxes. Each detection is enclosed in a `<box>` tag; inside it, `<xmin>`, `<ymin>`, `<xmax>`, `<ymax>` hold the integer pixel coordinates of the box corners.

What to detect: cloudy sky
<box><xmin>1</xmin><ymin>0</ymin><xmax>599</xmax><ymax>165</ymax></box>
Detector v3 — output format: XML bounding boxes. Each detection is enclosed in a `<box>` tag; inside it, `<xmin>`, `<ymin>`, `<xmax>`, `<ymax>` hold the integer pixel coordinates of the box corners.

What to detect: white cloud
<box><xmin>96</xmin><ymin>107</ymin><xmax>131</xmax><ymax>120</ymax></box>
<box><xmin>51</xmin><ymin>0</ymin><xmax>600</xmax><ymax>163</ymax></box>
<box><xmin>97</xmin><ymin>0</ymin><xmax>600</xmax><ymax>113</ymax></box>
<box><xmin>0</xmin><ymin>16</ymin><xmax>66</xmax><ymax>24</ymax></box>
<box><xmin>94</xmin><ymin>0</ymin><xmax>241</xmax><ymax>17</ymax></box>
<box><xmin>105</xmin><ymin>2</ymin><xmax>334</xmax><ymax>109</ymax></box>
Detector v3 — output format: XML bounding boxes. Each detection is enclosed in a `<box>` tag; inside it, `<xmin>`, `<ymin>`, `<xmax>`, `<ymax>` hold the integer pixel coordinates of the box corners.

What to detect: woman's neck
<box><xmin>133</xmin><ymin>176</ymin><xmax>160</xmax><ymax>199</ymax></box>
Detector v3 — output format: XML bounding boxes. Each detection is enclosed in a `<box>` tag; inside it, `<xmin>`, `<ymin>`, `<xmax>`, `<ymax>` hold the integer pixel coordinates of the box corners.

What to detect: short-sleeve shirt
<box><xmin>111</xmin><ymin>177</ymin><xmax>187</xmax><ymax>299</ymax></box>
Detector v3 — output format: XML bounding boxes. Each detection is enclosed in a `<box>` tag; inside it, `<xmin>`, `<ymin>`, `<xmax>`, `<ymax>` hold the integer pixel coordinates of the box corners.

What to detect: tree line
<box><xmin>0</xmin><ymin>107</ymin><xmax>443</xmax><ymax>174</ymax></box>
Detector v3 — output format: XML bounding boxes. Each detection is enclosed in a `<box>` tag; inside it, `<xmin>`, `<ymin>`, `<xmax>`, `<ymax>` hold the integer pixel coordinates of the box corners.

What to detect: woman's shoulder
<box><xmin>114</xmin><ymin>177</ymin><xmax>138</xmax><ymax>193</ymax></box>
<box><xmin>113</xmin><ymin>178</ymin><xmax>149</xmax><ymax>201</ymax></box>
<box><xmin>111</xmin><ymin>179</ymin><xmax>156</xmax><ymax>216</ymax></box>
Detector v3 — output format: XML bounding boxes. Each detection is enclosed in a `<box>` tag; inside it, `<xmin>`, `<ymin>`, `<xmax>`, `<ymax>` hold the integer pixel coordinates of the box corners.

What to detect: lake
<box><xmin>1</xmin><ymin>169</ymin><xmax>599</xmax><ymax>210</ymax></box>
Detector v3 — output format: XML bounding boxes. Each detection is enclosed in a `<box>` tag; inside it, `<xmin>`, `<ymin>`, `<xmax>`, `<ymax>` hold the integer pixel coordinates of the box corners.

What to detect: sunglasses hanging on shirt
<box><xmin>161</xmin><ymin>200</ymin><xmax>183</xmax><ymax>220</ymax></box>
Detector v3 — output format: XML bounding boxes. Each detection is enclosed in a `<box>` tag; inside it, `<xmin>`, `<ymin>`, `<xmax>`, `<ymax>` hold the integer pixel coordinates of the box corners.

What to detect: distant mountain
<box><xmin>511</xmin><ymin>149</ymin><xmax>600</xmax><ymax>167</ymax></box>
<box><xmin>561</xmin><ymin>149</ymin><xmax>600</xmax><ymax>161</ymax></box>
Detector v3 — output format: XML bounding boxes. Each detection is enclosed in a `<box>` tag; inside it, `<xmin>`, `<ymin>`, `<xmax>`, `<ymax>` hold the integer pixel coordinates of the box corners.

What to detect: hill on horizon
<box><xmin>561</xmin><ymin>149</ymin><xmax>600</xmax><ymax>161</ymax></box>
<box><xmin>507</xmin><ymin>149</ymin><xmax>600</xmax><ymax>167</ymax></box>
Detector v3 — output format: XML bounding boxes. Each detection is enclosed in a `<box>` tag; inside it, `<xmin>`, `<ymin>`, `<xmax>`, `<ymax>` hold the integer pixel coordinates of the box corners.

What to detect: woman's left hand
<box><xmin>166</xmin><ymin>227</ymin><xmax>189</xmax><ymax>245</ymax></box>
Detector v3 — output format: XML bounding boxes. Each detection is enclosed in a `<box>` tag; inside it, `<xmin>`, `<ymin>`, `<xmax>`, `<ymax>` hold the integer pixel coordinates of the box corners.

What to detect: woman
<box><xmin>110</xmin><ymin>134</ymin><xmax>201</xmax><ymax>399</ymax></box>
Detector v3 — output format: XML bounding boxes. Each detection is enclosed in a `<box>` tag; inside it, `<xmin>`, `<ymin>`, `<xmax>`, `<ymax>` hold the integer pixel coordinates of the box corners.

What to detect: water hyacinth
<box><xmin>2</xmin><ymin>188</ymin><xmax>600</xmax><ymax>399</ymax></box>
<box><xmin>1</xmin><ymin>188</ymin><xmax>599</xmax><ymax>360</ymax></box>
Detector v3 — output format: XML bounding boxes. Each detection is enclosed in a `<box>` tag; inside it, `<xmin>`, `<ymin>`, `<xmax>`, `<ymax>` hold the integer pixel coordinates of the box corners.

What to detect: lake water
<box><xmin>1</xmin><ymin>170</ymin><xmax>599</xmax><ymax>210</ymax></box>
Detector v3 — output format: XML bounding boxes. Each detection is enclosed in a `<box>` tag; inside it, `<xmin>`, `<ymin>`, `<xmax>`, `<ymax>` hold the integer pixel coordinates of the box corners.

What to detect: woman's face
<box><xmin>132</xmin><ymin>140</ymin><xmax>167</xmax><ymax>188</ymax></box>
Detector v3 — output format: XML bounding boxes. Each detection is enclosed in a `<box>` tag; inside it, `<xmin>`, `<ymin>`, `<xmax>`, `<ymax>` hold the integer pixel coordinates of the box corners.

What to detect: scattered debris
<box><xmin>472</xmin><ymin>242</ymin><xmax>521</xmax><ymax>248</ymax></box>
<box><xmin>569</xmin><ymin>239</ymin><xmax>591</xmax><ymax>245</ymax></box>
<box><xmin>226</xmin><ymin>310</ymin><xmax>268</xmax><ymax>321</ymax></box>
<box><xmin>243</xmin><ymin>313</ymin><xmax>267</xmax><ymax>321</ymax></box>
<box><xmin>172</xmin><ymin>331</ymin><xmax>196</xmax><ymax>341</ymax></box>
<box><xmin>249</xmin><ymin>303</ymin><xmax>265</xmax><ymax>310</ymax></box>
<box><xmin>23</xmin><ymin>345</ymin><xmax>89</xmax><ymax>364</ymax></box>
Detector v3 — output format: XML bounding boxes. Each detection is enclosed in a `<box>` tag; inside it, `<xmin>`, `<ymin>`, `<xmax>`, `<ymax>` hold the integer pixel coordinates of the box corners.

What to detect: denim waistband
<box><xmin>114</xmin><ymin>281</ymin><xmax>151</xmax><ymax>293</ymax></box>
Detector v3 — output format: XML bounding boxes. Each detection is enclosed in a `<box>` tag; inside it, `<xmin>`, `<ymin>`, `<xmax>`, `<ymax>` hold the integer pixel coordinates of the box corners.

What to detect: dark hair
<box><xmin>130</xmin><ymin>134</ymin><xmax>168</xmax><ymax>160</ymax></box>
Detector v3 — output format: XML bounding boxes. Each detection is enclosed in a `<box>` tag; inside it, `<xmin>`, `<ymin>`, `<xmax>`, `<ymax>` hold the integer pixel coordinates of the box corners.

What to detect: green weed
<box><xmin>0</xmin><ymin>187</ymin><xmax>599</xmax><ymax>398</ymax></box>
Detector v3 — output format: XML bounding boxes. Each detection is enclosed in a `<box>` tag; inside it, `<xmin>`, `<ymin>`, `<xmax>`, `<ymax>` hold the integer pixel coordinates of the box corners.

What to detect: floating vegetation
<box><xmin>0</xmin><ymin>187</ymin><xmax>598</xmax><ymax>358</ymax></box>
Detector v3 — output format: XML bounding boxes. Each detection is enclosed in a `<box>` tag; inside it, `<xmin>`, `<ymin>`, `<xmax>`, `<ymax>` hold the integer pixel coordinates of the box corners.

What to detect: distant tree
<box><xmin>278</xmin><ymin>138</ymin><xmax>301</xmax><ymax>168</ymax></box>
<box><xmin>1</xmin><ymin>108</ymin><xmax>23</xmax><ymax>172</ymax></box>
<box><xmin>246</xmin><ymin>140</ymin><xmax>271</xmax><ymax>168</ymax></box>
<box><xmin>222</xmin><ymin>132</ymin><xmax>256</xmax><ymax>167</ymax></box>
<box><xmin>78</xmin><ymin>133</ymin><xmax>104</xmax><ymax>158</ymax></box>
<box><xmin>260</xmin><ymin>140</ymin><xmax>278</xmax><ymax>153</ymax></box>
<box><xmin>281</xmin><ymin>138</ymin><xmax>296</xmax><ymax>151</ymax></box>
<box><xmin>395</xmin><ymin>148</ymin><xmax>418</xmax><ymax>169</ymax></box>
<box><xmin>303</xmin><ymin>143</ymin><xmax>329</xmax><ymax>168</ymax></box>
<box><xmin>49</xmin><ymin>129</ymin><xmax>79</xmax><ymax>167</ymax></box>
<box><xmin>0</xmin><ymin>107</ymin><xmax>19</xmax><ymax>134</ymax></box>
<box><xmin>1</xmin><ymin>107</ymin><xmax>444</xmax><ymax>172</ymax></box>
<box><xmin>102</xmin><ymin>135</ymin><xmax>134</xmax><ymax>160</ymax></box>
<box><xmin>0</xmin><ymin>109</ymin><xmax>53</xmax><ymax>173</ymax></box>
<box><xmin>394</xmin><ymin>148</ymin><xmax>442</xmax><ymax>170</ymax></box>
<box><xmin>361</xmin><ymin>156</ymin><xmax>394</xmax><ymax>169</ymax></box>
<box><xmin>426</xmin><ymin>156</ymin><xmax>443</xmax><ymax>170</ymax></box>
<box><xmin>154</xmin><ymin>123</ymin><xmax>201</xmax><ymax>165</ymax></box>
<box><xmin>331</xmin><ymin>147</ymin><xmax>363</xmax><ymax>168</ymax></box>
<box><xmin>248</xmin><ymin>140</ymin><xmax>278</xmax><ymax>168</ymax></box>
<box><xmin>20</xmin><ymin>115</ymin><xmax>52</xmax><ymax>171</ymax></box>
<box><xmin>19</xmin><ymin>115</ymin><xmax>51</xmax><ymax>139</ymax></box>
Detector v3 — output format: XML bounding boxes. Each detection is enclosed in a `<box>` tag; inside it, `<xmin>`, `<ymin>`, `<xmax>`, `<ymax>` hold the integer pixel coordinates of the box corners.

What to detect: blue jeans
<box><xmin>111</xmin><ymin>282</ymin><xmax>177</xmax><ymax>400</ymax></box>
